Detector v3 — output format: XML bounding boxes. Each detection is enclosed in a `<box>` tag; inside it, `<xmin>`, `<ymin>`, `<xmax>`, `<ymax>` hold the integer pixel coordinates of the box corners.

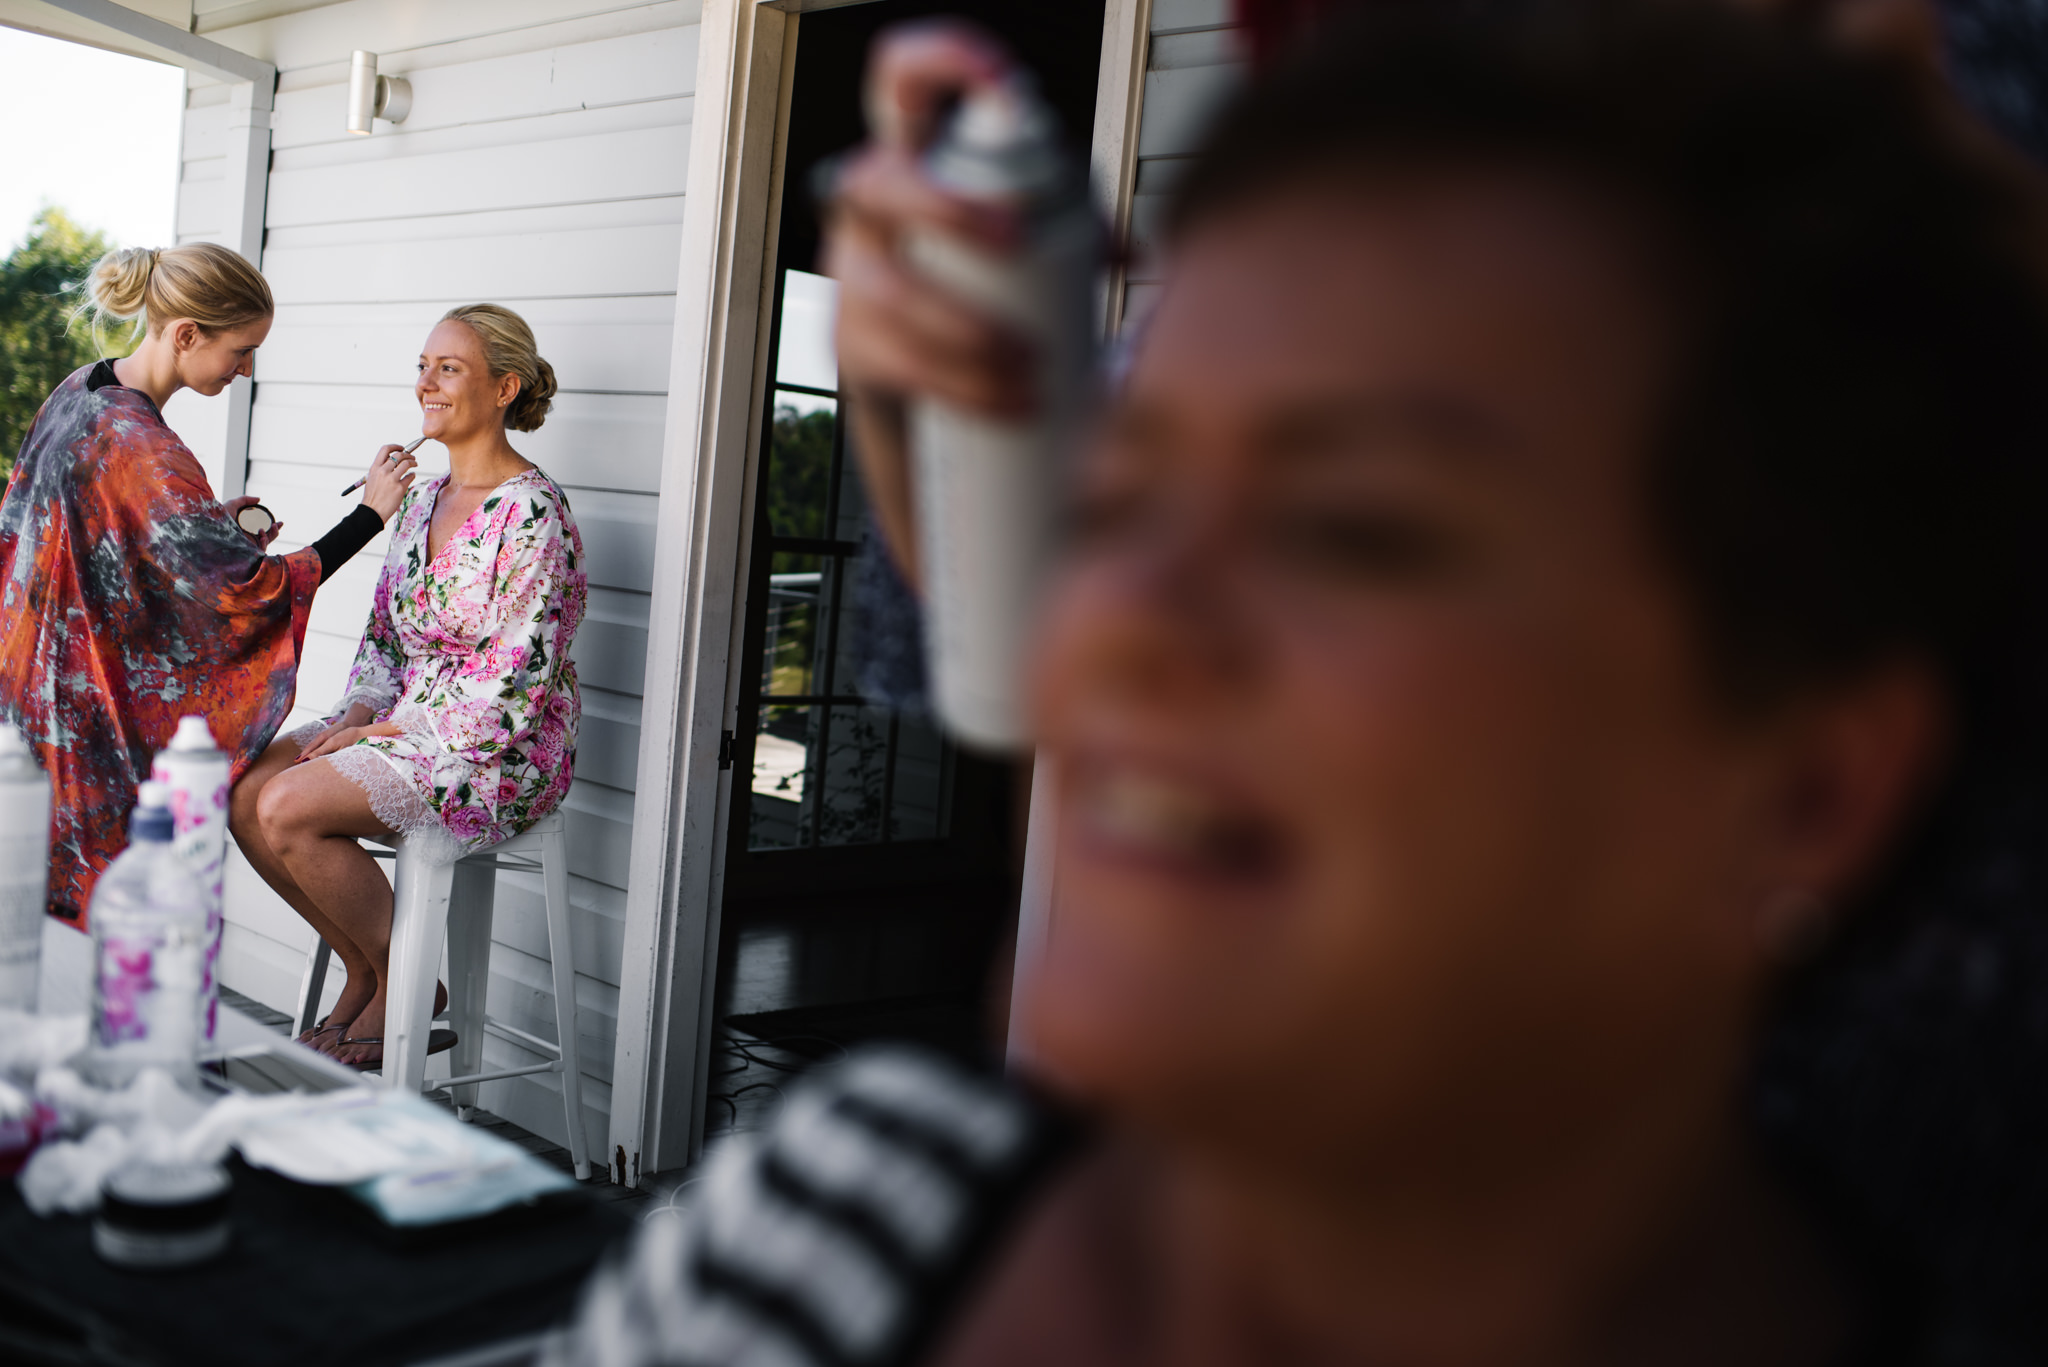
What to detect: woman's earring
<box><xmin>1757</xmin><ymin>887</ymin><xmax>1830</xmax><ymax>960</ymax></box>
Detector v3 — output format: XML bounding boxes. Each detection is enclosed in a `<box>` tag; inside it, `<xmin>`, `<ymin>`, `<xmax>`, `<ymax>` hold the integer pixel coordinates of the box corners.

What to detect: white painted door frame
<box><xmin>609</xmin><ymin>0</ymin><xmax>1156</xmax><ymax>1181</ymax></box>
<box><xmin>9</xmin><ymin>0</ymin><xmax>275</xmax><ymax>499</ymax></box>
<box><xmin>609</xmin><ymin>0</ymin><xmax>794</xmax><ymax>1185</ymax></box>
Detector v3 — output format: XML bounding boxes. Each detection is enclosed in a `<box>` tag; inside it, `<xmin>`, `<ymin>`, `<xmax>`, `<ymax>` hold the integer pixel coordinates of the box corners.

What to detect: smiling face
<box><xmin>1026</xmin><ymin>176</ymin><xmax>1819</xmax><ymax>1171</ymax></box>
<box><xmin>417</xmin><ymin>319</ymin><xmax>518</xmax><ymax>441</ymax></box>
<box><xmin>170</xmin><ymin>316</ymin><xmax>270</xmax><ymax>396</ymax></box>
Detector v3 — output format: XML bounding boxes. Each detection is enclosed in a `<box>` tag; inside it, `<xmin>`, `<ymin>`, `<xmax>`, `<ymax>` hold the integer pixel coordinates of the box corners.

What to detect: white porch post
<box><xmin>214</xmin><ymin>78</ymin><xmax>273</xmax><ymax>502</ymax></box>
<box><xmin>608</xmin><ymin>0</ymin><xmax>793</xmax><ymax>1184</ymax></box>
<box><xmin>21</xmin><ymin>0</ymin><xmax>276</xmax><ymax>499</ymax></box>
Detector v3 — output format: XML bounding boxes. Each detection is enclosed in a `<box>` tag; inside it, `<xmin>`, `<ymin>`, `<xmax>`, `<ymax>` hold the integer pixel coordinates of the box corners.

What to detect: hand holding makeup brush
<box><xmin>345</xmin><ymin>438</ymin><xmax>422</xmax><ymax>522</ymax></box>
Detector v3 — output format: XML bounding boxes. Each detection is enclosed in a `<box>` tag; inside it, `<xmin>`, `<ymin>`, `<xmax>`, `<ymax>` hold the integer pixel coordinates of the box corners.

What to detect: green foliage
<box><xmin>0</xmin><ymin>208</ymin><xmax>135</xmax><ymax>475</ymax></box>
<box><xmin>767</xmin><ymin>403</ymin><xmax>836</xmax><ymax>542</ymax></box>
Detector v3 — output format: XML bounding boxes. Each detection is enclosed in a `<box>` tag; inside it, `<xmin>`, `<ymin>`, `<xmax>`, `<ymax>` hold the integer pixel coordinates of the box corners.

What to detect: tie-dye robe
<box><xmin>0</xmin><ymin>365</ymin><xmax>320</xmax><ymax>926</ymax></box>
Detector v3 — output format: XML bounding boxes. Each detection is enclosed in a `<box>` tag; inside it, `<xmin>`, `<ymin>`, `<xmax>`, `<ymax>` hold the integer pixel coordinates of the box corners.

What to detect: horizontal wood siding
<box><xmin>1124</xmin><ymin>0</ymin><xmax>1243</xmax><ymax>328</ymax></box>
<box><xmin>175</xmin><ymin>0</ymin><xmax>700</xmax><ymax>1156</ymax></box>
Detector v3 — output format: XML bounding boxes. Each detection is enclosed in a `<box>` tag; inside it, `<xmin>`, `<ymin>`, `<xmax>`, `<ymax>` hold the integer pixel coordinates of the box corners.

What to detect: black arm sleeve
<box><xmin>311</xmin><ymin>504</ymin><xmax>386</xmax><ymax>584</ymax></box>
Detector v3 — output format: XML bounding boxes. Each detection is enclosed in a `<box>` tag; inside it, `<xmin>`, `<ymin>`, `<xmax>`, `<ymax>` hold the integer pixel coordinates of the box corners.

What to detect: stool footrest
<box><xmin>429</xmin><ymin>1059</ymin><xmax>563</xmax><ymax>1091</ymax></box>
<box><xmin>484</xmin><ymin>1016</ymin><xmax>565</xmax><ymax>1059</ymax></box>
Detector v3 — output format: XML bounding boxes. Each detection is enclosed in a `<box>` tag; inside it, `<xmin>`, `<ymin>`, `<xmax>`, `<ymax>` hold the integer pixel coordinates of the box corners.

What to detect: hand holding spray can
<box><xmin>904</xmin><ymin>78</ymin><xmax>1096</xmax><ymax>751</ymax></box>
<box><xmin>151</xmin><ymin>717</ymin><xmax>230</xmax><ymax>1045</ymax></box>
<box><xmin>0</xmin><ymin>727</ymin><xmax>51</xmax><ymax>1012</ymax></box>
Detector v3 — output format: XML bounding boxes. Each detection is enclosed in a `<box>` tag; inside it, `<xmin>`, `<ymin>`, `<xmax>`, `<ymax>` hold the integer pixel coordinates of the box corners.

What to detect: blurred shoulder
<box><xmin>545</xmin><ymin>1045</ymin><xmax>1080</xmax><ymax>1367</ymax></box>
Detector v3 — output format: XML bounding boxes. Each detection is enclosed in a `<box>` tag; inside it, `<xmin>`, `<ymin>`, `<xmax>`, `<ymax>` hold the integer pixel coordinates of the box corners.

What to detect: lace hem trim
<box><xmin>340</xmin><ymin>686</ymin><xmax>395</xmax><ymax>716</ymax></box>
<box><xmin>321</xmin><ymin>745</ymin><xmax>465</xmax><ymax>869</ymax></box>
<box><xmin>284</xmin><ymin>718</ymin><xmax>328</xmax><ymax>748</ymax></box>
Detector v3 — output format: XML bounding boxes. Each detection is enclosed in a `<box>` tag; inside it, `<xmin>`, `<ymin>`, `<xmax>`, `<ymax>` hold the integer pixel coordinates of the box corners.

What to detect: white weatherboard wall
<box><xmin>173</xmin><ymin>0</ymin><xmax>702</xmax><ymax>1158</ymax></box>
<box><xmin>1124</xmin><ymin>0</ymin><xmax>1243</xmax><ymax>327</ymax></box>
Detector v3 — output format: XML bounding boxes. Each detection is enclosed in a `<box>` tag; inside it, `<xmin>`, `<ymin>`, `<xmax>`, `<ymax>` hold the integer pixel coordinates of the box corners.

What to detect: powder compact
<box><xmin>93</xmin><ymin>1160</ymin><xmax>233</xmax><ymax>1270</ymax></box>
<box><xmin>235</xmin><ymin>503</ymin><xmax>276</xmax><ymax>537</ymax></box>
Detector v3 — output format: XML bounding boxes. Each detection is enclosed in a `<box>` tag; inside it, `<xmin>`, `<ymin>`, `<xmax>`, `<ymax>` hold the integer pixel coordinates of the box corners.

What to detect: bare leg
<box><xmin>254</xmin><ymin>758</ymin><xmax>400</xmax><ymax>1066</ymax></box>
<box><xmin>231</xmin><ymin>738</ymin><xmax>380</xmax><ymax>1038</ymax></box>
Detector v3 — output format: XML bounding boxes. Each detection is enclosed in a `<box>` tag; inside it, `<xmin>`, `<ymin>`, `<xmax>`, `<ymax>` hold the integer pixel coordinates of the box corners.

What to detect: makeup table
<box><xmin>0</xmin><ymin>920</ymin><xmax>630</xmax><ymax>1367</ymax></box>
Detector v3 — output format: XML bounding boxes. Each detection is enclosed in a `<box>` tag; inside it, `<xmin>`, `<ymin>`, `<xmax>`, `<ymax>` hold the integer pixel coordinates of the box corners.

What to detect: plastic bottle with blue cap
<box><xmin>86</xmin><ymin>782</ymin><xmax>206</xmax><ymax>1088</ymax></box>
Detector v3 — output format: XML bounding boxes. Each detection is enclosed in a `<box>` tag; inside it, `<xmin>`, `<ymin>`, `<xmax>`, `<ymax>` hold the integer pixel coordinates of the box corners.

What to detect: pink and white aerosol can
<box><xmin>905</xmin><ymin>78</ymin><xmax>1097</xmax><ymax>751</ymax></box>
<box><xmin>151</xmin><ymin>716</ymin><xmax>230</xmax><ymax>1045</ymax></box>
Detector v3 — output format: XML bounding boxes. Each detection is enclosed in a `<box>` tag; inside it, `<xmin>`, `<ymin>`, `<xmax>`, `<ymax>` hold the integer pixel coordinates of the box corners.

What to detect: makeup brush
<box><xmin>341</xmin><ymin>435</ymin><xmax>427</xmax><ymax>496</ymax></box>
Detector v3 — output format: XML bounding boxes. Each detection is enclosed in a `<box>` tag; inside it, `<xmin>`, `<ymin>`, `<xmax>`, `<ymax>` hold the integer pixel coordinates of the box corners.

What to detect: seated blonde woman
<box><xmin>230</xmin><ymin>304</ymin><xmax>587</xmax><ymax>1068</ymax></box>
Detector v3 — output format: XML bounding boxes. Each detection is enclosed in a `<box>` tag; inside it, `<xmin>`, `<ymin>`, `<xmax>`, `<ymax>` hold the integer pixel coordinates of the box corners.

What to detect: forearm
<box><xmin>311</xmin><ymin>505</ymin><xmax>386</xmax><ymax>584</ymax></box>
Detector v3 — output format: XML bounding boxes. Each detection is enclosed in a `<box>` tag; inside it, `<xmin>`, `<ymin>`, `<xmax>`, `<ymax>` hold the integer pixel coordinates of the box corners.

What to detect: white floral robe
<box><xmin>303</xmin><ymin>468</ymin><xmax>586</xmax><ymax>864</ymax></box>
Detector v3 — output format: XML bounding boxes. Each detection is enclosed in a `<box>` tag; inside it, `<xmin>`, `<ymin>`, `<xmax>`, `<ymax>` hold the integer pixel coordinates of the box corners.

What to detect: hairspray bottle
<box><xmin>151</xmin><ymin>717</ymin><xmax>230</xmax><ymax>1045</ymax></box>
<box><xmin>88</xmin><ymin>783</ymin><xmax>205</xmax><ymax>1088</ymax></box>
<box><xmin>905</xmin><ymin>78</ymin><xmax>1097</xmax><ymax>751</ymax></box>
<box><xmin>0</xmin><ymin>727</ymin><xmax>50</xmax><ymax>1012</ymax></box>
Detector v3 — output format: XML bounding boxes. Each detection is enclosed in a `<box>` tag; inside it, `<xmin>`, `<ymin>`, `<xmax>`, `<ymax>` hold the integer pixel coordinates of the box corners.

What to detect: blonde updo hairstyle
<box><xmin>82</xmin><ymin>243</ymin><xmax>273</xmax><ymax>344</ymax></box>
<box><xmin>442</xmin><ymin>304</ymin><xmax>556</xmax><ymax>433</ymax></box>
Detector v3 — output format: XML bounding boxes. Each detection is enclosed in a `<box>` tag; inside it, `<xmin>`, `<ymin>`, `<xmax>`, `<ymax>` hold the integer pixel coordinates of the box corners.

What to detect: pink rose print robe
<box><xmin>304</xmin><ymin>469</ymin><xmax>585</xmax><ymax>863</ymax></box>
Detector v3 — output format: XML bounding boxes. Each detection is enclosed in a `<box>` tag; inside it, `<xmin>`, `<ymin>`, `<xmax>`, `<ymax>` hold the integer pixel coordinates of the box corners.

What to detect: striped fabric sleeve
<box><xmin>540</xmin><ymin>1047</ymin><xmax>1078</xmax><ymax>1367</ymax></box>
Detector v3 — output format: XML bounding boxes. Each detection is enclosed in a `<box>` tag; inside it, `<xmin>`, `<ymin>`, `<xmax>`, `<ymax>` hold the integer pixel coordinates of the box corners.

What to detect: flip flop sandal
<box><xmin>336</xmin><ymin>1028</ymin><xmax>458</xmax><ymax>1072</ymax></box>
<box><xmin>296</xmin><ymin>1017</ymin><xmax>350</xmax><ymax>1047</ymax></box>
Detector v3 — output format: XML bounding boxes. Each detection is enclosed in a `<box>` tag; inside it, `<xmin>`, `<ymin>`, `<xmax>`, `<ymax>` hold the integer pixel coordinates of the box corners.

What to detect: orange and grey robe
<box><xmin>0</xmin><ymin>363</ymin><xmax>322</xmax><ymax>926</ymax></box>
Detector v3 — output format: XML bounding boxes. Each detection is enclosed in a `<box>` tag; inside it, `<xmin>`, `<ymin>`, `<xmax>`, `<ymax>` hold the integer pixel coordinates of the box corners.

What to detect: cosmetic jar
<box><xmin>93</xmin><ymin>1160</ymin><xmax>232</xmax><ymax>1270</ymax></box>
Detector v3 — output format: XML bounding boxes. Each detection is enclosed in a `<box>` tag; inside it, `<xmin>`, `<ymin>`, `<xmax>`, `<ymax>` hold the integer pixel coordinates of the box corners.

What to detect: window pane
<box><xmin>763</xmin><ymin>552</ymin><xmax>822</xmax><ymax>696</ymax></box>
<box><xmin>833</xmin><ymin>419</ymin><xmax>870</xmax><ymax>544</ymax></box>
<box><xmin>888</xmin><ymin>716</ymin><xmax>951</xmax><ymax>842</ymax></box>
<box><xmin>767</xmin><ymin>395</ymin><xmax>836</xmax><ymax>540</ymax></box>
<box><xmin>816</xmin><ymin>705</ymin><xmax>894</xmax><ymax>847</ymax></box>
<box><xmin>748</xmin><ymin>703</ymin><xmax>813</xmax><ymax>851</ymax></box>
<box><xmin>775</xmin><ymin>269</ymin><xmax>840</xmax><ymax>392</ymax></box>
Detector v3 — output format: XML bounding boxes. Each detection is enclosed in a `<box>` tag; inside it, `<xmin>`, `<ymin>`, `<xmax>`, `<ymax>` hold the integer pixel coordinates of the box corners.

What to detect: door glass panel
<box><xmin>767</xmin><ymin>397</ymin><xmax>835</xmax><ymax>539</ymax></box>
<box><xmin>749</xmin><ymin>703</ymin><xmax>812</xmax><ymax>851</ymax></box>
<box><xmin>743</xmin><ymin>268</ymin><xmax>957</xmax><ymax>853</ymax></box>
<box><xmin>775</xmin><ymin>270</ymin><xmax>839</xmax><ymax>391</ymax></box>
<box><xmin>761</xmin><ymin>552</ymin><xmax>822</xmax><ymax>697</ymax></box>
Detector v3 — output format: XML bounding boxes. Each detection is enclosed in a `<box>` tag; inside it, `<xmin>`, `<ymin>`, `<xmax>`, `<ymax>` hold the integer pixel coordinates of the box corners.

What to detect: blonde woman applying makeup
<box><xmin>0</xmin><ymin>243</ymin><xmax>412</xmax><ymax>926</ymax></box>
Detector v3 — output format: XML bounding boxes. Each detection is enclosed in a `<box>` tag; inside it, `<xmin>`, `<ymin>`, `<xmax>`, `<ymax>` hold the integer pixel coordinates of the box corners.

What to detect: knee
<box><xmin>228</xmin><ymin>774</ymin><xmax>266</xmax><ymax>844</ymax></box>
<box><xmin>255</xmin><ymin>773</ymin><xmax>321</xmax><ymax>855</ymax></box>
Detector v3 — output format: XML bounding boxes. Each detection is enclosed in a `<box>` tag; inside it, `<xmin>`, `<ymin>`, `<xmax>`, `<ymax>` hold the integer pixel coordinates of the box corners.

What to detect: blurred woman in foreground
<box><xmin>553</xmin><ymin>6</ymin><xmax>2048</xmax><ymax>1363</ymax></box>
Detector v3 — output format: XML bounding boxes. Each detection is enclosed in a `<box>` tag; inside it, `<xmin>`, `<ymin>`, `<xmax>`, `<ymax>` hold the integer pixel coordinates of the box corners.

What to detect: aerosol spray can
<box><xmin>88</xmin><ymin>782</ymin><xmax>206</xmax><ymax>1088</ymax></box>
<box><xmin>905</xmin><ymin>78</ymin><xmax>1097</xmax><ymax>751</ymax></box>
<box><xmin>0</xmin><ymin>727</ymin><xmax>50</xmax><ymax>1012</ymax></box>
<box><xmin>151</xmin><ymin>717</ymin><xmax>230</xmax><ymax>1045</ymax></box>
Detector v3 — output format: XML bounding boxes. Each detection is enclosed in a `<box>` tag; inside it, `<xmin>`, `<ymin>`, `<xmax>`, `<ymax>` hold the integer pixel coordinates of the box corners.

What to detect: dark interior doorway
<box><xmin>708</xmin><ymin>0</ymin><xmax>1105</xmax><ymax>1137</ymax></box>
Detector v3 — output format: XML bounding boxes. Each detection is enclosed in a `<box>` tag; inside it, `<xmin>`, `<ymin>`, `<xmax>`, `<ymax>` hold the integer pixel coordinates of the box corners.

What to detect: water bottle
<box><xmin>0</xmin><ymin>726</ymin><xmax>50</xmax><ymax>1012</ymax></box>
<box><xmin>151</xmin><ymin>716</ymin><xmax>231</xmax><ymax>1045</ymax></box>
<box><xmin>905</xmin><ymin>77</ymin><xmax>1097</xmax><ymax>751</ymax></box>
<box><xmin>87</xmin><ymin>783</ymin><xmax>206</xmax><ymax>1088</ymax></box>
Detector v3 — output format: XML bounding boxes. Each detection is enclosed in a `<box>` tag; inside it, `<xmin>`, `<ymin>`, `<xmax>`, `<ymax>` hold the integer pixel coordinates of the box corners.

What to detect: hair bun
<box><xmin>75</xmin><ymin>243</ymin><xmax>271</xmax><ymax>349</ymax></box>
<box><xmin>86</xmin><ymin>247</ymin><xmax>158</xmax><ymax>322</ymax></box>
<box><xmin>443</xmin><ymin>304</ymin><xmax>556</xmax><ymax>433</ymax></box>
<box><xmin>508</xmin><ymin>354</ymin><xmax>557</xmax><ymax>433</ymax></box>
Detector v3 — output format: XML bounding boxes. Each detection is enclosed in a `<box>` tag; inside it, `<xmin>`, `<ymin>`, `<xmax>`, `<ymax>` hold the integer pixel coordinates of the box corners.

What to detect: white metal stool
<box><xmin>293</xmin><ymin>809</ymin><xmax>589</xmax><ymax>1179</ymax></box>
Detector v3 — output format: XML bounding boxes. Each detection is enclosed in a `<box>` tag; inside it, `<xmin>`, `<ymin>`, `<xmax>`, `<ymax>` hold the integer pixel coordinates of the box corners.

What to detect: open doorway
<box><xmin>706</xmin><ymin>0</ymin><xmax>1105</xmax><ymax>1139</ymax></box>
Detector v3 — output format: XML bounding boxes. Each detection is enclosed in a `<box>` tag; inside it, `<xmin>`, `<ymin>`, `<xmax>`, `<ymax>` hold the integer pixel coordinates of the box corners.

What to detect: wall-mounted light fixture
<box><xmin>346</xmin><ymin>51</ymin><xmax>412</xmax><ymax>135</ymax></box>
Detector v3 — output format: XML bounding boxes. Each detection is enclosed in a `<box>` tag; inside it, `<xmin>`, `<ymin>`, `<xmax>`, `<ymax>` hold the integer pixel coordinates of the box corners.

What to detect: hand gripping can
<box><xmin>151</xmin><ymin>716</ymin><xmax>230</xmax><ymax>1045</ymax></box>
<box><xmin>905</xmin><ymin>78</ymin><xmax>1097</xmax><ymax>751</ymax></box>
<box><xmin>0</xmin><ymin>726</ymin><xmax>51</xmax><ymax>1012</ymax></box>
